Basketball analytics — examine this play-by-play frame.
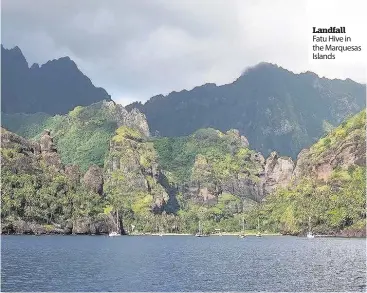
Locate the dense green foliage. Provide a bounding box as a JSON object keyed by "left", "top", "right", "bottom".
{"left": 153, "top": 128, "right": 260, "bottom": 184}
{"left": 251, "top": 166, "right": 366, "bottom": 235}
{"left": 1, "top": 147, "right": 104, "bottom": 230}
{"left": 310, "top": 109, "right": 365, "bottom": 160}
{"left": 1, "top": 112, "right": 52, "bottom": 138}
{"left": 1, "top": 108, "right": 365, "bottom": 236}
{"left": 2, "top": 102, "right": 119, "bottom": 172}
{"left": 246, "top": 110, "right": 366, "bottom": 235}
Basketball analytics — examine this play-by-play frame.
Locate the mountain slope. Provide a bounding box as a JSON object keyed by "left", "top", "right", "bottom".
{"left": 253, "top": 109, "right": 366, "bottom": 236}
{"left": 1, "top": 45, "right": 111, "bottom": 115}
{"left": 0, "top": 128, "right": 111, "bottom": 235}
{"left": 127, "top": 63, "right": 366, "bottom": 158}
{"left": 1, "top": 110, "right": 364, "bottom": 235}
{"left": 1, "top": 101, "right": 149, "bottom": 172}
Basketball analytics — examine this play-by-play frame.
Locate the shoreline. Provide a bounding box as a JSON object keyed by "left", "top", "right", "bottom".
{"left": 2, "top": 232, "right": 365, "bottom": 238}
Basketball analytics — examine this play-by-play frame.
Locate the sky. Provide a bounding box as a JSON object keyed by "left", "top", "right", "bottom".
{"left": 1, "top": 0, "right": 366, "bottom": 105}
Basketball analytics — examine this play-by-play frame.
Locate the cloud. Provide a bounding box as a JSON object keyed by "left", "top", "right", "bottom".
{"left": 1, "top": 0, "right": 366, "bottom": 105}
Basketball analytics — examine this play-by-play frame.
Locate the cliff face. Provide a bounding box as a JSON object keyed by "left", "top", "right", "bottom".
{"left": 104, "top": 126, "right": 169, "bottom": 214}
{"left": 254, "top": 110, "right": 366, "bottom": 237}
{"left": 264, "top": 152, "right": 294, "bottom": 194}
{"left": 99, "top": 100, "right": 150, "bottom": 137}
{"left": 293, "top": 109, "right": 366, "bottom": 181}
{"left": 2, "top": 109, "right": 364, "bottom": 235}
{"left": 153, "top": 128, "right": 277, "bottom": 204}
{"left": 259, "top": 110, "right": 366, "bottom": 193}
{"left": 127, "top": 63, "right": 365, "bottom": 158}
{"left": 1, "top": 100, "right": 150, "bottom": 172}
{"left": 1, "top": 128, "right": 113, "bottom": 235}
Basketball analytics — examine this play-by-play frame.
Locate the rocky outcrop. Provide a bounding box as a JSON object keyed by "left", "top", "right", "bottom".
{"left": 264, "top": 151, "right": 295, "bottom": 194}
{"left": 125, "top": 108, "right": 150, "bottom": 137}
{"left": 65, "top": 164, "right": 81, "bottom": 186}
{"left": 1, "top": 127, "right": 40, "bottom": 156}
{"left": 1, "top": 128, "right": 61, "bottom": 175}
{"left": 102, "top": 100, "right": 150, "bottom": 137}
{"left": 39, "top": 130, "right": 63, "bottom": 171}
{"left": 104, "top": 126, "right": 168, "bottom": 212}
{"left": 1, "top": 128, "right": 115, "bottom": 235}
{"left": 293, "top": 111, "right": 366, "bottom": 182}
{"left": 0, "top": 218, "right": 116, "bottom": 235}
{"left": 1, "top": 219, "right": 68, "bottom": 235}
{"left": 83, "top": 165, "right": 104, "bottom": 196}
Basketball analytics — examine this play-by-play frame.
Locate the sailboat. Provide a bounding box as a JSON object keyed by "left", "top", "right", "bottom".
{"left": 306, "top": 216, "right": 314, "bottom": 239}
{"left": 195, "top": 220, "right": 208, "bottom": 237}
{"left": 109, "top": 209, "right": 121, "bottom": 237}
{"left": 159, "top": 227, "right": 164, "bottom": 236}
{"left": 239, "top": 203, "right": 246, "bottom": 238}
{"left": 256, "top": 217, "right": 262, "bottom": 237}
{"left": 239, "top": 217, "right": 246, "bottom": 238}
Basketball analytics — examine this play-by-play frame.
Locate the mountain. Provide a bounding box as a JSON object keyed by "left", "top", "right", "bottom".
{"left": 1, "top": 45, "right": 111, "bottom": 115}
{"left": 1, "top": 127, "right": 113, "bottom": 235}
{"left": 127, "top": 63, "right": 366, "bottom": 158}
{"left": 154, "top": 128, "right": 273, "bottom": 203}
{"left": 1, "top": 110, "right": 365, "bottom": 236}
{"left": 1, "top": 100, "right": 149, "bottom": 172}
{"left": 255, "top": 109, "right": 366, "bottom": 236}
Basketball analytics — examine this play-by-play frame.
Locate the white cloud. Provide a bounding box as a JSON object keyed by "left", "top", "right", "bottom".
{"left": 1, "top": 0, "right": 366, "bottom": 105}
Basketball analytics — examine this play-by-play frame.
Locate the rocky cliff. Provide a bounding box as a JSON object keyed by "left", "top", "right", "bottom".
{"left": 292, "top": 109, "right": 366, "bottom": 182}
{"left": 153, "top": 128, "right": 286, "bottom": 204}
{"left": 104, "top": 126, "right": 169, "bottom": 214}
{"left": 127, "top": 63, "right": 365, "bottom": 159}
{"left": 1, "top": 100, "right": 150, "bottom": 172}
{"left": 2, "top": 109, "right": 364, "bottom": 235}
{"left": 258, "top": 110, "right": 366, "bottom": 194}
{"left": 254, "top": 109, "right": 366, "bottom": 237}
{"left": 1, "top": 128, "right": 114, "bottom": 235}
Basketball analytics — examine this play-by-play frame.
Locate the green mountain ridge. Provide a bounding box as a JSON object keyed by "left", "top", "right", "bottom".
{"left": 1, "top": 100, "right": 149, "bottom": 172}
{"left": 127, "top": 63, "right": 366, "bottom": 158}
{"left": 1, "top": 109, "right": 365, "bottom": 236}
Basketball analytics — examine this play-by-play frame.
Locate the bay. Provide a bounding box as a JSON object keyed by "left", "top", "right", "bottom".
{"left": 1, "top": 235, "right": 365, "bottom": 292}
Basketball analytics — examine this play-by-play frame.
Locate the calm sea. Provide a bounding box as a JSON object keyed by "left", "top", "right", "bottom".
{"left": 1, "top": 235, "right": 366, "bottom": 291}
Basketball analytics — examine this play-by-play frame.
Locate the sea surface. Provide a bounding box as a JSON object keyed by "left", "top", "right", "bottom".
{"left": 1, "top": 235, "right": 366, "bottom": 292}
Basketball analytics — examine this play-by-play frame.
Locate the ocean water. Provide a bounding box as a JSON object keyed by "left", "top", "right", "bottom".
{"left": 1, "top": 235, "right": 366, "bottom": 292}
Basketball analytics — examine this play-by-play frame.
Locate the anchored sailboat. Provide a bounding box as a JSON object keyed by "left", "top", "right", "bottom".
{"left": 239, "top": 218, "right": 246, "bottom": 238}
{"left": 109, "top": 209, "right": 121, "bottom": 237}
{"left": 239, "top": 201, "right": 246, "bottom": 238}
{"left": 256, "top": 217, "right": 262, "bottom": 237}
{"left": 307, "top": 216, "right": 314, "bottom": 239}
{"left": 195, "top": 220, "right": 208, "bottom": 237}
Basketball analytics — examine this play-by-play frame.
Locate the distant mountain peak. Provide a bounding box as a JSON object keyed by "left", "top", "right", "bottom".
{"left": 127, "top": 62, "right": 366, "bottom": 159}
{"left": 1, "top": 44, "right": 111, "bottom": 115}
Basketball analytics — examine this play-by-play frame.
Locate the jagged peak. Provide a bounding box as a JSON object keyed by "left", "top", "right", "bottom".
{"left": 40, "top": 56, "right": 77, "bottom": 70}
{"left": 2, "top": 45, "right": 23, "bottom": 54}
{"left": 1, "top": 44, "right": 29, "bottom": 67}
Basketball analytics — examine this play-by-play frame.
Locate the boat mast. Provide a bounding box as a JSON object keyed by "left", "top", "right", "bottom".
{"left": 242, "top": 200, "right": 245, "bottom": 232}
{"left": 116, "top": 209, "right": 120, "bottom": 233}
